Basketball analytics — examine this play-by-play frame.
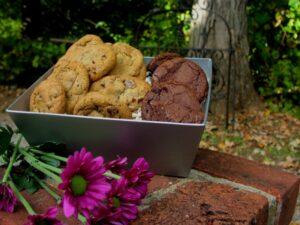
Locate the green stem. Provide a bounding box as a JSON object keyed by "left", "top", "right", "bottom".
{"left": 2, "top": 136, "right": 22, "bottom": 183}
{"left": 104, "top": 170, "right": 121, "bottom": 180}
{"left": 20, "top": 149, "right": 62, "bottom": 174}
{"left": 30, "top": 173, "right": 61, "bottom": 202}
{"left": 8, "top": 180, "right": 36, "bottom": 215}
{"left": 28, "top": 148, "right": 68, "bottom": 162}
{"left": 78, "top": 214, "right": 87, "bottom": 224}
{"left": 23, "top": 154, "right": 62, "bottom": 183}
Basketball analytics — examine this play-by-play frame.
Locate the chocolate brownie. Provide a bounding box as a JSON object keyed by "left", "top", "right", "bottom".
{"left": 152, "top": 58, "right": 208, "bottom": 103}
{"left": 147, "top": 52, "right": 180, "bottom": 73}
{"left": 141, "top": 83, "right": 204, "bottom": 123}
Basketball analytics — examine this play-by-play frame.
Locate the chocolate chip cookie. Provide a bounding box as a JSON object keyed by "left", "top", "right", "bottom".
{"left": 152, "top": 58, "right": 208, "bottom": 103}
{"left": 109, "top": 43, "right": 145, "bottom": 78}
{"left": 90, "top": 75, "right": 150, "bottom": 111}
{"left": 49, "top": 60, "right": 90, "bottom": 114}
{"left": 141, "top": 82, "right": 204, "bottom": 123}
{"left": 73, "top": 92, "right": 131, "bottom": 118}
{"left": 61, "top": 35, "right": 116, "bottom": 81}
{"left": 30, "top": 79, "right": 66, "bottom": 114}
{"left": 147, "top": 52, "right": 180, "bottom": 73}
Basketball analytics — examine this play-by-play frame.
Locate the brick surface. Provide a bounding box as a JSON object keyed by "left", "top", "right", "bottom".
{"left": 0, "top": 189, "right": 80, "bottom": 225}
{"left": 193, "top": 149, "right": 300, "bottom": 225}
{"left": 148, "top": 175, "right": 178, "bottom": 193}
{"left": 0, "top": 149, "right": 299, "bottom": 225}
{"left": 133, "top": 181, "right": 269, "bottom": 225}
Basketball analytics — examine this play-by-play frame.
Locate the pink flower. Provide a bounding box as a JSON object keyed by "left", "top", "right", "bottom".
{"left": 124, "top": 158, "right": 154, "bottom": 198}
{"left": 0, "top": 183, "right": 18, "bottom": 213}
{"left": 91, "top": 177, "right": 140, "bottom": 225}
{"left": 24, "top": 207, "right": 63, "bottom": 225}
{"left": 58, "top": 148, "right": 111, "bottom": 218}
{"left": 105, "top": 157, "right": 128, "bottom": 174}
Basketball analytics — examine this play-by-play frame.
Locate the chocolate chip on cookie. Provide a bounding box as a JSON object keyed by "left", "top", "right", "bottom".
{"left": 90, "top": 75, "right": 150, "bottom": 112}
{"left": 73, "top": 92, "right": 131, "bottom": 118}
{"left": 49, "top": 60, "right": 90, "bottom": 114}
{"left": 141, "top": 82, "right": 204, "bottom": 123}
{"left": 147, "top": 52, "right": 180, "bottom": 73}
{"left": 152, "top": 58, "right": 208, "bottom": 103}
{"left": 109, "top": 43, "right": 146, "bottom": 78}
{"left": 61, "top": 35, "right": 116, "bottom": 81}
{"left": 30, "top": 79, "right": 66, "bottom": 114}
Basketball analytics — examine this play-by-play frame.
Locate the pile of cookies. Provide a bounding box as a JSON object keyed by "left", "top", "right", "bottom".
{"left": 141, "top": 53, "right": 208, "bottom": 123}
{"left": 30, "top": 34, "right": 150, "bottom": 118}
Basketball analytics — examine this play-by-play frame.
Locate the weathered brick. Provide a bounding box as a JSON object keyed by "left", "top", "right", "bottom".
{"left": 148, "top": 175, "right": 178, "bottom": 193}
{"left": 133, "top": 181, "right": 269, "bottom": 225}
{"left": 0, "top": 189, "right": 80, "bottom": 225}
{"left": 193, "top": 148, "right": 300, "bottom": 225}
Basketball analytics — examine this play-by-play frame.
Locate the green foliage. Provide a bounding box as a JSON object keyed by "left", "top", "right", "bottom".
{"left": 247, "top": 0, "right": 300, "bottom": 116}
{"left": 0, "top": 0, "right": 299, "bottom": 116}
{"left": 0, "top": 18, "right": 66, "bottom": 84}
{"left": 0, "top": 0, "right": 190, "bottom": 84}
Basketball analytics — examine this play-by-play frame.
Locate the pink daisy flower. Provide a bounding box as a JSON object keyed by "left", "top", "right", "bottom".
{"left": 91, "top": 177, "right": 140, "bottom": 225}
{"left": 0, "top": 183, "right": 18, "bottom": 213}
{"left": 105, "top": 157, "right": 128, "bottom": 174}
{"left": 58, "top": 148, "right": 111, "bottom": 218}
{"left": 24, "top": 207, "right": 63, "bottom": 225}
{"left": 124, "top": 158, "right": 154, "bottom": 198}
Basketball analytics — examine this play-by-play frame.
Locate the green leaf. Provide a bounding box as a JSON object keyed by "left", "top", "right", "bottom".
{"left": 12, "top": 171, "right": 39, "bottom": 194}
{"left": 0, "top": 125, "right": 14, "bottom": 155}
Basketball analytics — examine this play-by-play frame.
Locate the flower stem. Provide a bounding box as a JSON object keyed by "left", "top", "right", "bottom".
{"left": 21, "top": 151, "right": 62, "bottom": 183}
{"left": 2, "top": 136, "right": 22, "bottom": 183}
{"left": 104, "top": 170, "right": 121, "bottom": 180}
{"left": 78, "top": 214, "right": 87, "bottom": 224}
{"left": 19, "top": 149, "right": 62, "bottom": 174}
{"left": 28, "top": 148, "right": 68, "bottom": 162}
{"left": 30, "top": 173, "right": 61, "bottom": 202}
{"left": 8, "top": 180, "right": 36, "bottom": 215}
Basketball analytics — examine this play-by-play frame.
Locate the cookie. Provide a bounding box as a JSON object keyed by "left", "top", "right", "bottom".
{"left": 49, "top": 60, "right": 90, "bottom": 114}
{"left": 137, "top": 63, "right": 147, "bottom": 80}
{"left": 61, "top": 35, "right": 116, "bottom": 81}
{"left": 152, "top": 58, "right": 208, "bottom": 103}
{"left": 147, "top": 52, "right": 180, "bottom": 73}
{"left": 90, "top": 75, "right": 150, "bottom": 111}
{"left": 141, "top": 82, "right": 204, "bottom": 123}
{"left": 30, "top": 79, "right": 66, "bottom": 114}
{"left": 73, "top": 92, "right": 131, "bottom": 118}
{"left": 109, "top": 42, "right": 145, "bottom": 78}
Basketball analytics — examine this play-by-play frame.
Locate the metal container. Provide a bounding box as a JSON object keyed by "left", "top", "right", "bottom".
{"left": 7, "top": 57, "right": 212, "bottom": 177}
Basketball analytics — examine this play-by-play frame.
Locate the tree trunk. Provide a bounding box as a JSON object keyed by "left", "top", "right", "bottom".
{"left": 189, "top": 0, "right": 260, "bottom": 115}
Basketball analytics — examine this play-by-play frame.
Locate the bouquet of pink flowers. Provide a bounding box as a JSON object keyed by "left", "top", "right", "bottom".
{"left": 0, "top": 125, "right": 154, "bottom": 225}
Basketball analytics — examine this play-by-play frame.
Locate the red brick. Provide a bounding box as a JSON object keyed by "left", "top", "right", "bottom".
{"left": 148, "top": 175, "right": 178, "bottom": 193}
{"left": 193, "top": 149, "right": 300, "bottom": 225}
{"left": 0, "top": 189, "right": 80, "bottom": 225}
{"left": 133, "top": 181, "right": 269, "bottom": 225}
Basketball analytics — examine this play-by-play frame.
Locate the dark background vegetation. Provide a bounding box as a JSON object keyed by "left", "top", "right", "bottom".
{"left": 0, "top": 0, "right": 299, "bottom": 117}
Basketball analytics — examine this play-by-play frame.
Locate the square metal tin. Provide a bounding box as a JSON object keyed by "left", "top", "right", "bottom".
{"left": 7, "top": 57, "right": 212, "bottom": 177}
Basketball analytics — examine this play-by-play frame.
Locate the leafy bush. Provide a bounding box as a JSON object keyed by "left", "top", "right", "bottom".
{"left": 247, "top": 0, "right": 300, "bottom": 117}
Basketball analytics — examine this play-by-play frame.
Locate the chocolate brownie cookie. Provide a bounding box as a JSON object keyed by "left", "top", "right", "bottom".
{"left": 141, "top": 83, "right": 204, "bottom": 123}
{"left": 49, "top": 60, "right": 90, "bottom": 114}
{"left": 109, "top": 43, "right": 145, "bottom": 78}
{"left": 152, "top": 58, "right": 208, "bottom": 103}
{"left": 147, "top": 52, "right": 180, "bottom": 73}
{"left": 73, "top": 92, "right": 131, "bottom": 118}
{"left": 90, "top": 75, "right": 150, "bottom": 112}
{"left": 30, "top": 79, "right": 66, "bottom": 114}
{"left": 61, "top": 35, "right": 116, "bottom": 81}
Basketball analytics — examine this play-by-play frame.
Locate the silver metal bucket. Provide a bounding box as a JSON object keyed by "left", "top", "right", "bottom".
{"left": 7, "top": 57, "right": 212, "bottom": 177}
